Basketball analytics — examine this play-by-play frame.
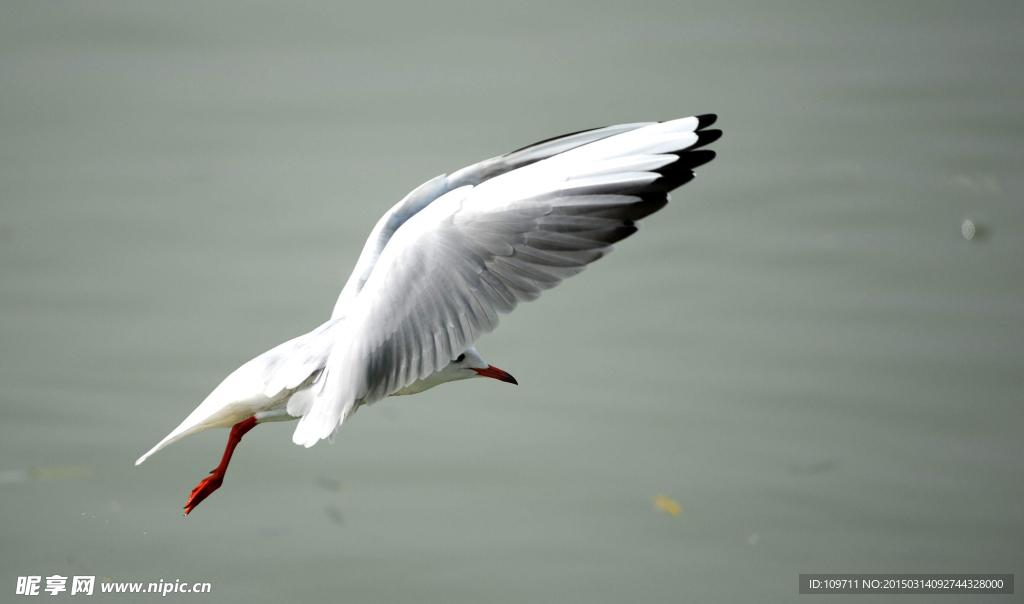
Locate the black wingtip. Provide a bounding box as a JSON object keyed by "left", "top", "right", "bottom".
{"left": 695, "top": 114, "right": 718, "bottom": 130}
{"left": 680, "top": 149, "right": 716, "bottom": 170}
{"left": 691, "top": 129, "right": 722, "bottom": 151}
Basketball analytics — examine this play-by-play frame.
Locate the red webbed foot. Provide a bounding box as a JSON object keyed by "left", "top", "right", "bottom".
{"left": 182, "top": 417, "right": 257, "bottom": 516}
{"left": 184, "top": 469, "right": 224, "bottom": 515}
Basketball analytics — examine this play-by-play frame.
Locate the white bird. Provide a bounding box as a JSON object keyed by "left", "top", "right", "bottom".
{"left": 135, "top": 115, "right": 721, "bottom": 514}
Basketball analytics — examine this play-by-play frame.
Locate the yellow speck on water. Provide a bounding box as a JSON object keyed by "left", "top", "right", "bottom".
{"left": 653, "top": 495, "right": 681, "bottom": 517}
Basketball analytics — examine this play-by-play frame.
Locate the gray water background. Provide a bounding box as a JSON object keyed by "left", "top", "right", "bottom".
{"left": 2, "top": 1, "right": 1022, "bottom": 602}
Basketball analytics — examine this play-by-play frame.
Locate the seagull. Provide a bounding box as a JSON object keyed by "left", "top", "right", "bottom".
{"left": 135, "top": 115, "right": 721, "bottom": 514}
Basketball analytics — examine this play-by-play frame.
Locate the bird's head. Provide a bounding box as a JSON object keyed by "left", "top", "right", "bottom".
{"left": 448, "top": 347, "right": 518, "bottom": 385}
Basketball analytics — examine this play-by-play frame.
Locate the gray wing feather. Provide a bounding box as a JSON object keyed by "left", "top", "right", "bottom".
{"left": 330, "top": 123, "right": 653, "bottom": 319}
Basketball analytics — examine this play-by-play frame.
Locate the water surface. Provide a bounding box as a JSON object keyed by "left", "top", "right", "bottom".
{"left": 2, "top": 2, "right": 1022, "bottom": 602}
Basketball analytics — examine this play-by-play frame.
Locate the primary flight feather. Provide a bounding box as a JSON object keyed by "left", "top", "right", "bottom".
{"left": 135, "top": 115, "right": 721, "bottom": 514}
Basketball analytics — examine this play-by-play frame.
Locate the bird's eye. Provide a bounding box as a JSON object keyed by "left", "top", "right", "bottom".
{"left": 456, "top": 353, "right": 466, "bottom": 363}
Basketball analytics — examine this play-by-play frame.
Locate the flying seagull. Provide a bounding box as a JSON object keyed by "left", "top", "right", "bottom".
{"left": 135, "top": 115, "right": 721, "bottom": 514}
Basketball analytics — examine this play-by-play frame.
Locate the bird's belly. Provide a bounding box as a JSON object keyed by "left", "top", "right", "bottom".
{"left": 391, "top": 373, "right": 447, "bottom": 396}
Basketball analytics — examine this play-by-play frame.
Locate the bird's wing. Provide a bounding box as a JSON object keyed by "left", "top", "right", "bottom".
{"left": 295, "top": 115, "right": 720, "bottom": 447}
{"left": 330, "top": 123, "right": 655, "bottom": 318}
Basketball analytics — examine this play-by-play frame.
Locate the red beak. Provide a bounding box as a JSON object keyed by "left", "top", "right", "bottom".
{"left": 472, "top": 365, "right": 518, "bottom": 385}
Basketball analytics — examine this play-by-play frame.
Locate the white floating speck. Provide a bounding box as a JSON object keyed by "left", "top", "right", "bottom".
{"left": 961, "top": 220, "right": 975, "bottom": 240}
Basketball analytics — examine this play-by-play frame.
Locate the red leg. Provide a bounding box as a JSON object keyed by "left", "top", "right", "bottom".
{"left": 183, "top": 417, "right": 257, "bottom": 515}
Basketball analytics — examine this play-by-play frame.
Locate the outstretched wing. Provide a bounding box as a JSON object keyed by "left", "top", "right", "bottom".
{"left": 330, "top": 123, "right": 655, "bottom": 318}
{"left": 297, "top": 115, "right": 721, "bottom": 446}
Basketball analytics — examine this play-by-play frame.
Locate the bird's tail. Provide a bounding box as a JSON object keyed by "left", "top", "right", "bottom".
{"left": 134, "top": 423, "right": 207, "bottom": 466}
{"left": 134, "top": 356, "right": 274, "bottom": 465}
